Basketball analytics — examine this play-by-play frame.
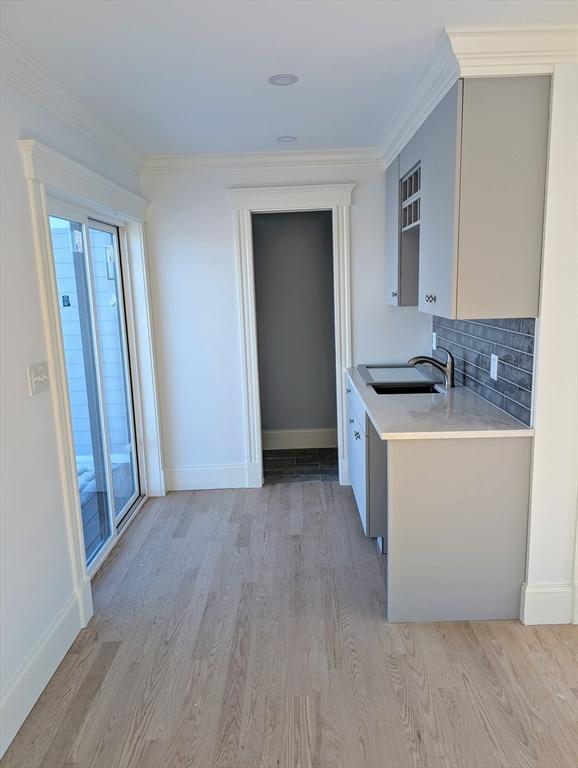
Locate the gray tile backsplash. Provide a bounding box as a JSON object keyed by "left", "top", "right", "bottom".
{"left": 433, "top": 316, "right": 535, "bottom": 425}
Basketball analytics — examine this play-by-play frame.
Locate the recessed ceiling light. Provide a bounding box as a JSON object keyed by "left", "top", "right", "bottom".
{"left": 276, "top": 136, "right": 298, "bottom": 143}
{"left": 268, "top": 73, "right": 298, "bottom": 86}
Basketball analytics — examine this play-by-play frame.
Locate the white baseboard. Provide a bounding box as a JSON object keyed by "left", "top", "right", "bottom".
{"left": 520, "top": 582, "right": 575, "bottom": 625}
{"left": 339, "top": 458, "right": 350, "bottom": 486}
{"left": 245, "top": 461, "right": 264, "bottom": 488}
{"left": 0, "top": 592, "right": 83, "bottom": 757}
{"left": 77, "top": 577, "right": 94, "bottom": 627}
{"left": 166, "top": 463, "right": 247, "bottom": 490}
{"left": 262, "top": 428, "right": 337, "bottom": 451}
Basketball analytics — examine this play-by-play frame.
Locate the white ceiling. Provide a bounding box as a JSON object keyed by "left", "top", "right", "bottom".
{"left": 2, "top": 0, "right": 577, "bottom": 155}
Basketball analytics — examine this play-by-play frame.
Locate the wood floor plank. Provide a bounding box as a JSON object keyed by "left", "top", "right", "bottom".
{"left": 39, "top": 641, "right": 120, "bottom": 768}
{"left": 2, "top": 483, "right": 577, "bottom": 768}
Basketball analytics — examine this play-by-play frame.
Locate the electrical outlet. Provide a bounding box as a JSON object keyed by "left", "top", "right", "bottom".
{"left": 490, "top": 353, "right": 498, "bottom": 381}
{"left": 27, "top": 361, "right": 49, "bottom": 395}
{"left": 432, "top": 331, "right": 437, "bottom": 350}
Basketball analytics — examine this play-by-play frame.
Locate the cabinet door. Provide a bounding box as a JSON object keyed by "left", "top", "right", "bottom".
{"left": 418, "top": 81, "right": 462, "bottom": 317}
{"left": 368, "top": 422, "right": 387, "bottom": 540}
{"left": 456, "top": 76, "right": 549, "bottom": 318}
{"left": 385, "top": 156, "right": 400, "bottom": 306}
{"left": 347, "top": 398, "right": 368, "bottom": 534}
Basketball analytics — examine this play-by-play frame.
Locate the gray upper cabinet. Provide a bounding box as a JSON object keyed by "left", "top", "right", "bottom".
{"left": 385, "top": 75, "right": 551, "bottom": 319}
{"left": 385, "top": 156, "right": 400, "bottom": 306}
{"left": 385, "top": 137, "right": 423, "bottom": 307}
{"left": 418, "top": 81, "right": 462, "bottom": 318}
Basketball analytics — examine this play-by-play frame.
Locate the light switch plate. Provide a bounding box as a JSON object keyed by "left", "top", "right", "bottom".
{"left": 27, "top": 361, "right": 49, "bottom": 395}
{"left": 432, "top": 331, "right": 437, "bottom": 350}
{"left": 490, "top": 353, "right": 498, "bottom": 381}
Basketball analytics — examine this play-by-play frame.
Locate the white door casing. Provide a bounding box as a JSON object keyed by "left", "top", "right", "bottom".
{"left": 230, "top": 184, "right": 355, "bottom": 487}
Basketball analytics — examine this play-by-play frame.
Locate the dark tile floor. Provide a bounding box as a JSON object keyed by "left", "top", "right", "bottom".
{"left": 263, "top": 447, "right": 338, "bottom": 483}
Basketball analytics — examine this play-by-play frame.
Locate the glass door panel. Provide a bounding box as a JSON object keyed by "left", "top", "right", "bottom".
{"left": 87, "top": 223, "right": 139, "bottom": 521}
{"left": 49, "top": 206, "right": 142, "bottom": 569}
{"left": 49, "top": 215, "right": 112, "bottom": 563}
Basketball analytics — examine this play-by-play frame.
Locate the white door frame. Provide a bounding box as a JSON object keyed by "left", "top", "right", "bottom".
{"left": 230, "top": 184, "right": 355, "bottom": 487}
{"left": 19, "top": 140, "right": 165, "bottom": 625}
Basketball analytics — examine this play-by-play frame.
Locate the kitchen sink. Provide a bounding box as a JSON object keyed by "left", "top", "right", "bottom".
{"left": 370, "top": 382, "right": 441, "bottom": 395}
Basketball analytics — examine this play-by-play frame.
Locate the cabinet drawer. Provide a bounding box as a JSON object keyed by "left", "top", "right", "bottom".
{"left": 345, "top": 374, "right": 366, "bottom": 433}
{"left": 346, "top": 397, "right": 368, "bottom": 534}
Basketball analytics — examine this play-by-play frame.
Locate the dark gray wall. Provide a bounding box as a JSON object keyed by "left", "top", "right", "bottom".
{"left": 433, "top": 316, "right": 535, "bottom": 425}
{"left": 253, "top": 211, "right": 336, "bottom": 432}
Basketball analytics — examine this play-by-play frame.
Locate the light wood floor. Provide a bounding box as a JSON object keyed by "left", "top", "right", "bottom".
{"left": 3, "top": 483, "right": 577, "bottom": 768}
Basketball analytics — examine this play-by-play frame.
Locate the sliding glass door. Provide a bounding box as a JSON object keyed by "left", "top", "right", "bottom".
{"left": 49, "top": 204, "right": 141, "bottom": 566}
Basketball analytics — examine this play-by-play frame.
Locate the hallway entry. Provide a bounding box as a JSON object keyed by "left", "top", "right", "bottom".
{"left": 252, "top": 211, "right": 337, "bottom": 483}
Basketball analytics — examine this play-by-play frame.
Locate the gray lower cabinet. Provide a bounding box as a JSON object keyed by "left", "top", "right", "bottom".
{"left": 347, "top": 396, "right": 367, "bottom": 532}
{"left": 386, "top": 436, "right": 532, "bottom": 622}
{"left": 346, "top": 395, "right": 387, "bottom": 538}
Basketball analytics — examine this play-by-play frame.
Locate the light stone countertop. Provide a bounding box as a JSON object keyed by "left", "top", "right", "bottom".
{"left": 346, "top": 367, "right": 534, "bottom": 440}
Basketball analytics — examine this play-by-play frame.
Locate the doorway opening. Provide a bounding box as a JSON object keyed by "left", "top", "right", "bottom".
{"left": 252, "top": 211, "right": 338, "bottom": 483}
{"left": 231, "top": 183, "right": 353, "bottom": 487}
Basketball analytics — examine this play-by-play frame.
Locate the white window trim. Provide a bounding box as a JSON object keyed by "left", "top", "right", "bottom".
{"left": 230, "top": 183, "right": 354, "bottom": 486}
{"left": 19, "top": 139, "right": 165, "bottom": 625}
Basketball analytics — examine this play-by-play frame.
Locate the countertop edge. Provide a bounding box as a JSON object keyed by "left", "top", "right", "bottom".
{"left": 375, "top": 428, "right": 535, "bottom": 440}
{"left": 346, "top": 367, "right": 534, "bottom": 440}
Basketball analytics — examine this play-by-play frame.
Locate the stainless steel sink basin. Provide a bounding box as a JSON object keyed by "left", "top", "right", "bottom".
{"left": 370, "top": 382, "right": 441, "bottom": 395}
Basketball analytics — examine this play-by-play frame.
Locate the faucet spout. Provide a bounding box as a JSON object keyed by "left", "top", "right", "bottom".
{"left": 407, "top": 347, "right": 455, "bottom": 389}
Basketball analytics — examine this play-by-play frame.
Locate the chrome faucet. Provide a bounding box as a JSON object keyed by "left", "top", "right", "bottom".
{"left": 407, "top": 347, "right": 455, "bottom": 389}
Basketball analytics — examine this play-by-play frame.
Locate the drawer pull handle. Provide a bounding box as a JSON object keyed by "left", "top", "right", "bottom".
{"left": 425, "top": 293, "right": 437, "bottom": 304}
{"left": 354, "top": 431, "right": 361, "bottom": 440}
{"left": 349, "top": 418, "right": 354, "bottom": 424}
{"left": 392, "top": 291, "right": 398, "bottom": 298}
{"left": 346, "top": 387, "right": 351, "bottom": 394}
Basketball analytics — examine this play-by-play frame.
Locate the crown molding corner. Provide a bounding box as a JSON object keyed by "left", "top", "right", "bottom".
{"left": 378, "top": 25, "right": 578, "bottom": 167}
{"left": 446, "top": 25, "right": 578, "bottom": 77}
{"left": 377, "top": 32, "right": 459, "bottom": 167}
{"left": 141, "top": 147, "right": 383, "bottom": 174}
{"left": 1, "top": 32, "right": 144, "bottom": 173}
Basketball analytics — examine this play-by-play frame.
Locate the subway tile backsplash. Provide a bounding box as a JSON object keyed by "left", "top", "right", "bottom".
{"left": 433, "top": 316, "right": 535, "bottom": 425}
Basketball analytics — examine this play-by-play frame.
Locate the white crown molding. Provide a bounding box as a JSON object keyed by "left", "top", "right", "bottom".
{"left": 447, "top": 25, "right": 578, "bottom": 77}
{"left": 377, "top": 33, "right": 459, "bottom": 167}
{"left": 141, "top": 147, "right": 382, "bottom": 173}
{"left": 19, "top": 139, "right": 148, "bottom": 221}
{"left": 1, "top": 32, "right": 144, "bottom": 173}
{"left": 378, "top": 25, "right": 578, "bottom": 167}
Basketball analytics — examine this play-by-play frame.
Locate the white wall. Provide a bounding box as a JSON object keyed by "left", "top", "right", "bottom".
{"left": 141, "top": 162, "right": 432, "bottom": 488}
{"left": 253, "top": 211, "right": 336, "bottom": 434}
{"left": 0, "top": 80, "right": 140, "bottom": 754}
{"left": 522, "top": 62, "right": 578, "bottom": 625}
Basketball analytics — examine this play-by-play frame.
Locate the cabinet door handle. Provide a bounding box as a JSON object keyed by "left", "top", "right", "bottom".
{"left": 354, "top": 431, "right": 361, "bottom": 440}
{"left": 346, "top": 387, "right": 351, "bottom": 394}
{"left": 425, "top": 293, "right": 437, "bottom": 304}
{"left": 391, "top": 291, "right": 398, "bottom": 298}
{"left": 349, "top": 418, "right": 354, "bottom": 424}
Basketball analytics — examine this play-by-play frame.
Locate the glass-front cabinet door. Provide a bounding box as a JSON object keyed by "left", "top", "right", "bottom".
{"left": 48, "top": 203, "right": 141, "bottom": 567}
